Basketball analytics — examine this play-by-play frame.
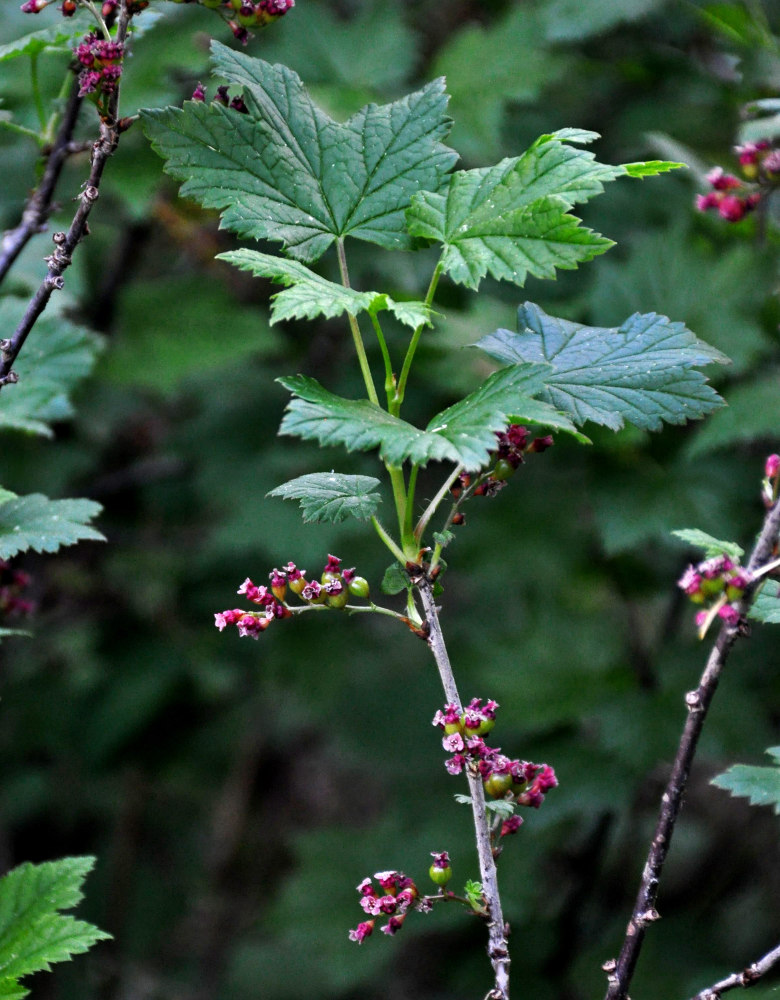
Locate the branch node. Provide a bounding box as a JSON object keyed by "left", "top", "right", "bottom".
{"left": 685, "top": 689, "right": 701, "bottom": 711}
{"left": 52, "top": 231, "right": 67, "bottom": 245}
{"left": 602, "top": 958, "right": 617, "bottom": 974}
{"left": 44, "top": 274, "right": 65, "bottom": 290}
{"left": 637, "top": 907, "right": 660, "bottom": 925}
{"left": 82, "top": 184, "right": 99, "bottom": 204}
{"left": 0, "top": 371, "right": 19, "bottom": 387}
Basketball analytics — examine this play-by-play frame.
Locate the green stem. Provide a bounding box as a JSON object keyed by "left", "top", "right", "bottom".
{"left": 0, "top": 118, "right": 45, "bottom": 145}
{"left": 386, "top": 465, "right": 414, "bottom": 555}
{"left": 369, "top": 310, "right": 395, "bottom": 406}
{"left": 393, "top": 256, "right": 444, "bottom": 415}
{"left": 404, "top": 463, "right": 419, "bottom": 542}
{"left": 371, "top": 515, "right": 408, "bottom": 565}
{"left": 30, "top": 53, "right": 47, "bottom": 132}
{"left": 415, "top": 463, "right": 464, "bottom": 543}
{"left": 336, "top": 238, "right": 379, "bottom": 406}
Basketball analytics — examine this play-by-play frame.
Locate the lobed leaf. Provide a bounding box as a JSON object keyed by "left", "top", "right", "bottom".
{"left": 475, "top": 303, "right": 726, "bottom": 431}
{"left": 278, "top": 364, "right": 579, "bottom": 471}
{"left": 711, "top": 749, "right": 780, "bottom": 815}
{"left": 0, "top": 494, "right": 104, "bottom": 561}
{"left": 0, "top": 857, "right": 111, "bottom": 997}
{"left": 218, "top": 250, "right": 431, "bottom": 329}
{"left": 0, "top": 21, "right": 85, "bottom": 62}
{"left": 267, "top": 472, "right": 382, "bottom": 523}
{"left": 142, "top": 42, "right": 456, "bottom": 263}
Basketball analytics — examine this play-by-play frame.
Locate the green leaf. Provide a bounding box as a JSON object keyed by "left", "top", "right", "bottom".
{"left": 711, "top": 749, "right": 780, "bottom": 815}
{"left": 407, "top": 131, "right": 626, "bottom": 289}
{"left": 267, "top": 472, "right": 382, "bottom": 523}
{"left": 475, "top": 303, "right": 726, "bottom": 431}
{"left": 622, "top": 161, "right": 685, "bottom": 177}
{"left": 0, "top": 298, "right": 102, "bottom": 437}
{"left": 425, "top": 364, "right": 584, "bottom": 468}
{"left": 539, "top": 0, "right": 668, "bottom": 41}
{"left": 0, "top": 21, "right": 85, "bottom": 62}
{"left": 217, "top": 250, "right": 432, "bottom": 329}
{"left": 380, "top": 563, "right": 408, "bottom": 596}
{"left": 0, "top": 488, "right": 17, "bottom": 504}
{"left": 278, "top": 366, "right": 579, "bottom": 470}
{"left": 142, "top": 42, "right": 456, "bottom": 263}
{"left": 0, "top": 856, "right": 111, "bottom": 998}
{"left": 0, "top": 495, "right": 105, "bottom": 560}
{"left": 750, "top": 581, "right": 780, "bottom": 625}
{"left": 671, "top": 529, "right": 744, "bottom": 562}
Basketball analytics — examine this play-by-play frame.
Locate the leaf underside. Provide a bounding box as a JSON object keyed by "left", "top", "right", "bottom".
{"left": 142, "top": 42, "right": 457, "bottom": 263}
{"left": 670, "top": 529, "right": 744, "bottom": 562}
{"left": 475, "top": 302, "right": 727, "bottom": 431}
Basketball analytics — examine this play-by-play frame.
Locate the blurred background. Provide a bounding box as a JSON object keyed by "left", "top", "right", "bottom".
{"left": 1, "top": 1, "right": 779, "bottom": 998}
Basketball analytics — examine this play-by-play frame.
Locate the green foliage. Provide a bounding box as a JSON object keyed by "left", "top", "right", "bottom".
{"left": 141, "top": 42, "right": 456, "bottom": 262}
{"left": 0, "top": 20, "right": 83, "bottom": 62}
{"left": 0, "top": 494, "right": 104, "bottom": 560}
{"left": 711, "top": 748, "right": 780, "bottom": 815}
{"left": 0, "top": 298, "right": 102, "bottom": 437}
{"left": 218, "top": 250, "right": 432, "bottom": 329}
{"left": 0, "top": 857, "right": 110, "bottom": 999}
{"left": 750, "top": 581, "right": 780, "bottom": 624}
{"left": 267, "top": 473, "right": 382, "bottom": 524}
{"left": 670, "top": 529, "right": 744, "bottom": 561}
{"left": 476, "top": 304, "right": 727, "bottom": 431}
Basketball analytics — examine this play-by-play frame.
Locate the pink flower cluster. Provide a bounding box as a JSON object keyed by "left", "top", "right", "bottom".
{"left": 433, "top": 698, "right": 557, "bottom": 830}
{"left": 451, "top": 424, "right": 555, "bottom": 503}
{"left": 74, "top": 32, "right": 125, "bottom": 99}
{"left": 677, "top": 554, "right": 750, "bottom": 630}
{"left": 696, "top": 141, "right": 780, "bottom": 223}
{"left": 191, "top": 84, "right": 247, "bottom": 114}
{"left": 349, "top": 870, "right": 426, "bottom": 944}
{"left": 763, "top": 453, "right": 780, "bottom": 509}
{"left": 215, "top": 555, "right": 367, "bottom": 639}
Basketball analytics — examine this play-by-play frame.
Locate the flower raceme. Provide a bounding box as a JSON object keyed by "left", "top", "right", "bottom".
{"left": 696, "top": 141, "right": 780, "bottom": 223}
{"left": 214, "top": 556, "right": 371, "bottom": 638}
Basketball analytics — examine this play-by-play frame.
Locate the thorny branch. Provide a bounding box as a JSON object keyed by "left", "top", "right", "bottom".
{"left": 0, "top": 2, "right": 134, "bottom": 390}
{"left": 416, "top": 575, "right": 511, "bottom": 1000}
{"left": 0, "top": 78, "right": 84, "bottom": 286}
{"left": 686, "top": 940, "right": 780, "bottom": 1000}
{"left": 604, "top": 496, "right": 780, "bottom": 1000}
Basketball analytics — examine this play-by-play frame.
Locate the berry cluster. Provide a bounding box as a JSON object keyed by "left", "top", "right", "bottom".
{"left": 215, "top": 555, "right": 370, "bottom": 639}
{"left": 349, "top": 870, "right": 428, "bottom": 943}
{"left": 433, "top": 698, "right": 557, "bottom": 834}
{"left": 451, "top": 425, "right": 554, "bottom": 509}
{"left": 677, "top": 554, "right": 750, "bottom": 630}
{"left": 696, "top": 142, "right": 780, "bottom": 223}
{"left": 0, "top": 560, "right": 36, "bottom": 621}
{"left": 169, "top": 0, "right": 294, "bottom": 42}
{"left": 74, "top": 32, "right": 125, "bottom": 101}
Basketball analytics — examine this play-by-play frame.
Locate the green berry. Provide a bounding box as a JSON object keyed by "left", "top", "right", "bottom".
{"left": 429, "top": 864, "right": 452, "bottom": 887}
{"left": 492, "top": 458, "right": 516, "bottom": 481}
{"left": 484, "top": 773, "right": 512, "bottom": 799}
{"left": 347, "top": 576, "right": 370, "bottom": 599}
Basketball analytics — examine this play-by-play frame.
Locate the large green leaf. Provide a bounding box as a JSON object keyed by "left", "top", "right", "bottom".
{"left": 0, "top": 20, "right": 84, "bottom": 61}
{"left": 0, "top": 857, "right": 110, "bottom": 999}
{"left": 278, "top": 365, "right": 578, "bottom": 470}
{"left": 475, "top": 303, "right": 726, "bottom": 431}
{"left": 406, "top": 130, "right": 680, "bottom": 289}
{"left": 711, "top": 748, "right": 780, "bottom": 815}
{"left": 0, "top": 297, "right": 102, "bottom": 437}
{"left": 217, "top": 250, "right": 431, "bottom": 329}
{"left": 267, "top": 472, "right": 382, "bottom": 524}
{"left": 141, "top": 42, "right": 456, "bottom": 263}
{"left": 0, "top": 494, "right": 104, "bottom": 560}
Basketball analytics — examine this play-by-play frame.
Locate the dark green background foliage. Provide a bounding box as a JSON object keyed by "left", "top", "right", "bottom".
{"left": 1, "top": 1, "right": 779, "bottom": 998}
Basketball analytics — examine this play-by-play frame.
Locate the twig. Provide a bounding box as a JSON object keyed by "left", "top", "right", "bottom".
{"left": 0, "top": 2, "right": 134, "bottom": 390}
{"left": 416, "top": 575, "right": 511, "bottom": 1000}
{"left": 686, "top": 940, "right": 780, "bottom": 999}
{"left": 0, "top": 78, "right": 84, "bottom": 286}
{"left": 603, "top": 497, "right": 780, "bottom": 1000}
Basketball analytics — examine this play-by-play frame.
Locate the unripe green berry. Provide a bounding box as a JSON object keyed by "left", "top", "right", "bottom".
{"left": 326, "top": 589, "right": 349, "bottom": 610}
{"left": 429, "top": 863, "right": 452, "bottom": 887}
{"left": 484, "top": 772, "right": 513, "bottom": 798}
{"left": 347, "top": 576, "right": 370, "bottom": 599}
{"left": 492, "top": 458, "right": 516, "bottom": 481}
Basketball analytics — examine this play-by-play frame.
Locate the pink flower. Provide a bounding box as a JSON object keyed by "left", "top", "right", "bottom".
{"left": 348, "top": 920, "right": 374, "bottom": 944}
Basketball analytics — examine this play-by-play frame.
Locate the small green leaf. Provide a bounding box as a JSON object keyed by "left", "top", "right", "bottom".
{"left": 711, "top": 749, "right": 780, "bottom": 815}
{"left": 0, "top": 298, "right": 102, "bottom": 437}
{"left": 0, "top": 856, "right": 111, "bottom": 998}
{"left": 267, "top": 472, "right": 381, "bottom": 523}
{"left": 0, "top": 489, "right": 17, "bottom": 504}
{"left": 0, "top": 495, "right": 105, "bottom": 560}
{"left": 218, "top": 250, "right": 431, "bottom": 329}
{"left": 433, "top": 529, "right": 454, "bottom": 548}
{"left": 622, "top": 161, "right": 685, "bottom": 177}
{"left": 671, "top": 529, "right": 744, "bottom": 562}
{"left": 749, "top": 581, "right": 780, "bottom": 624}
{"left": 142, "top": 43, "right": 456, "bottom": 263}
{"left": 476, "top": 303, "right": 726, "bottom": 431}
{"left": 380, "top": 563, "right": 408, "bottom": 596}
